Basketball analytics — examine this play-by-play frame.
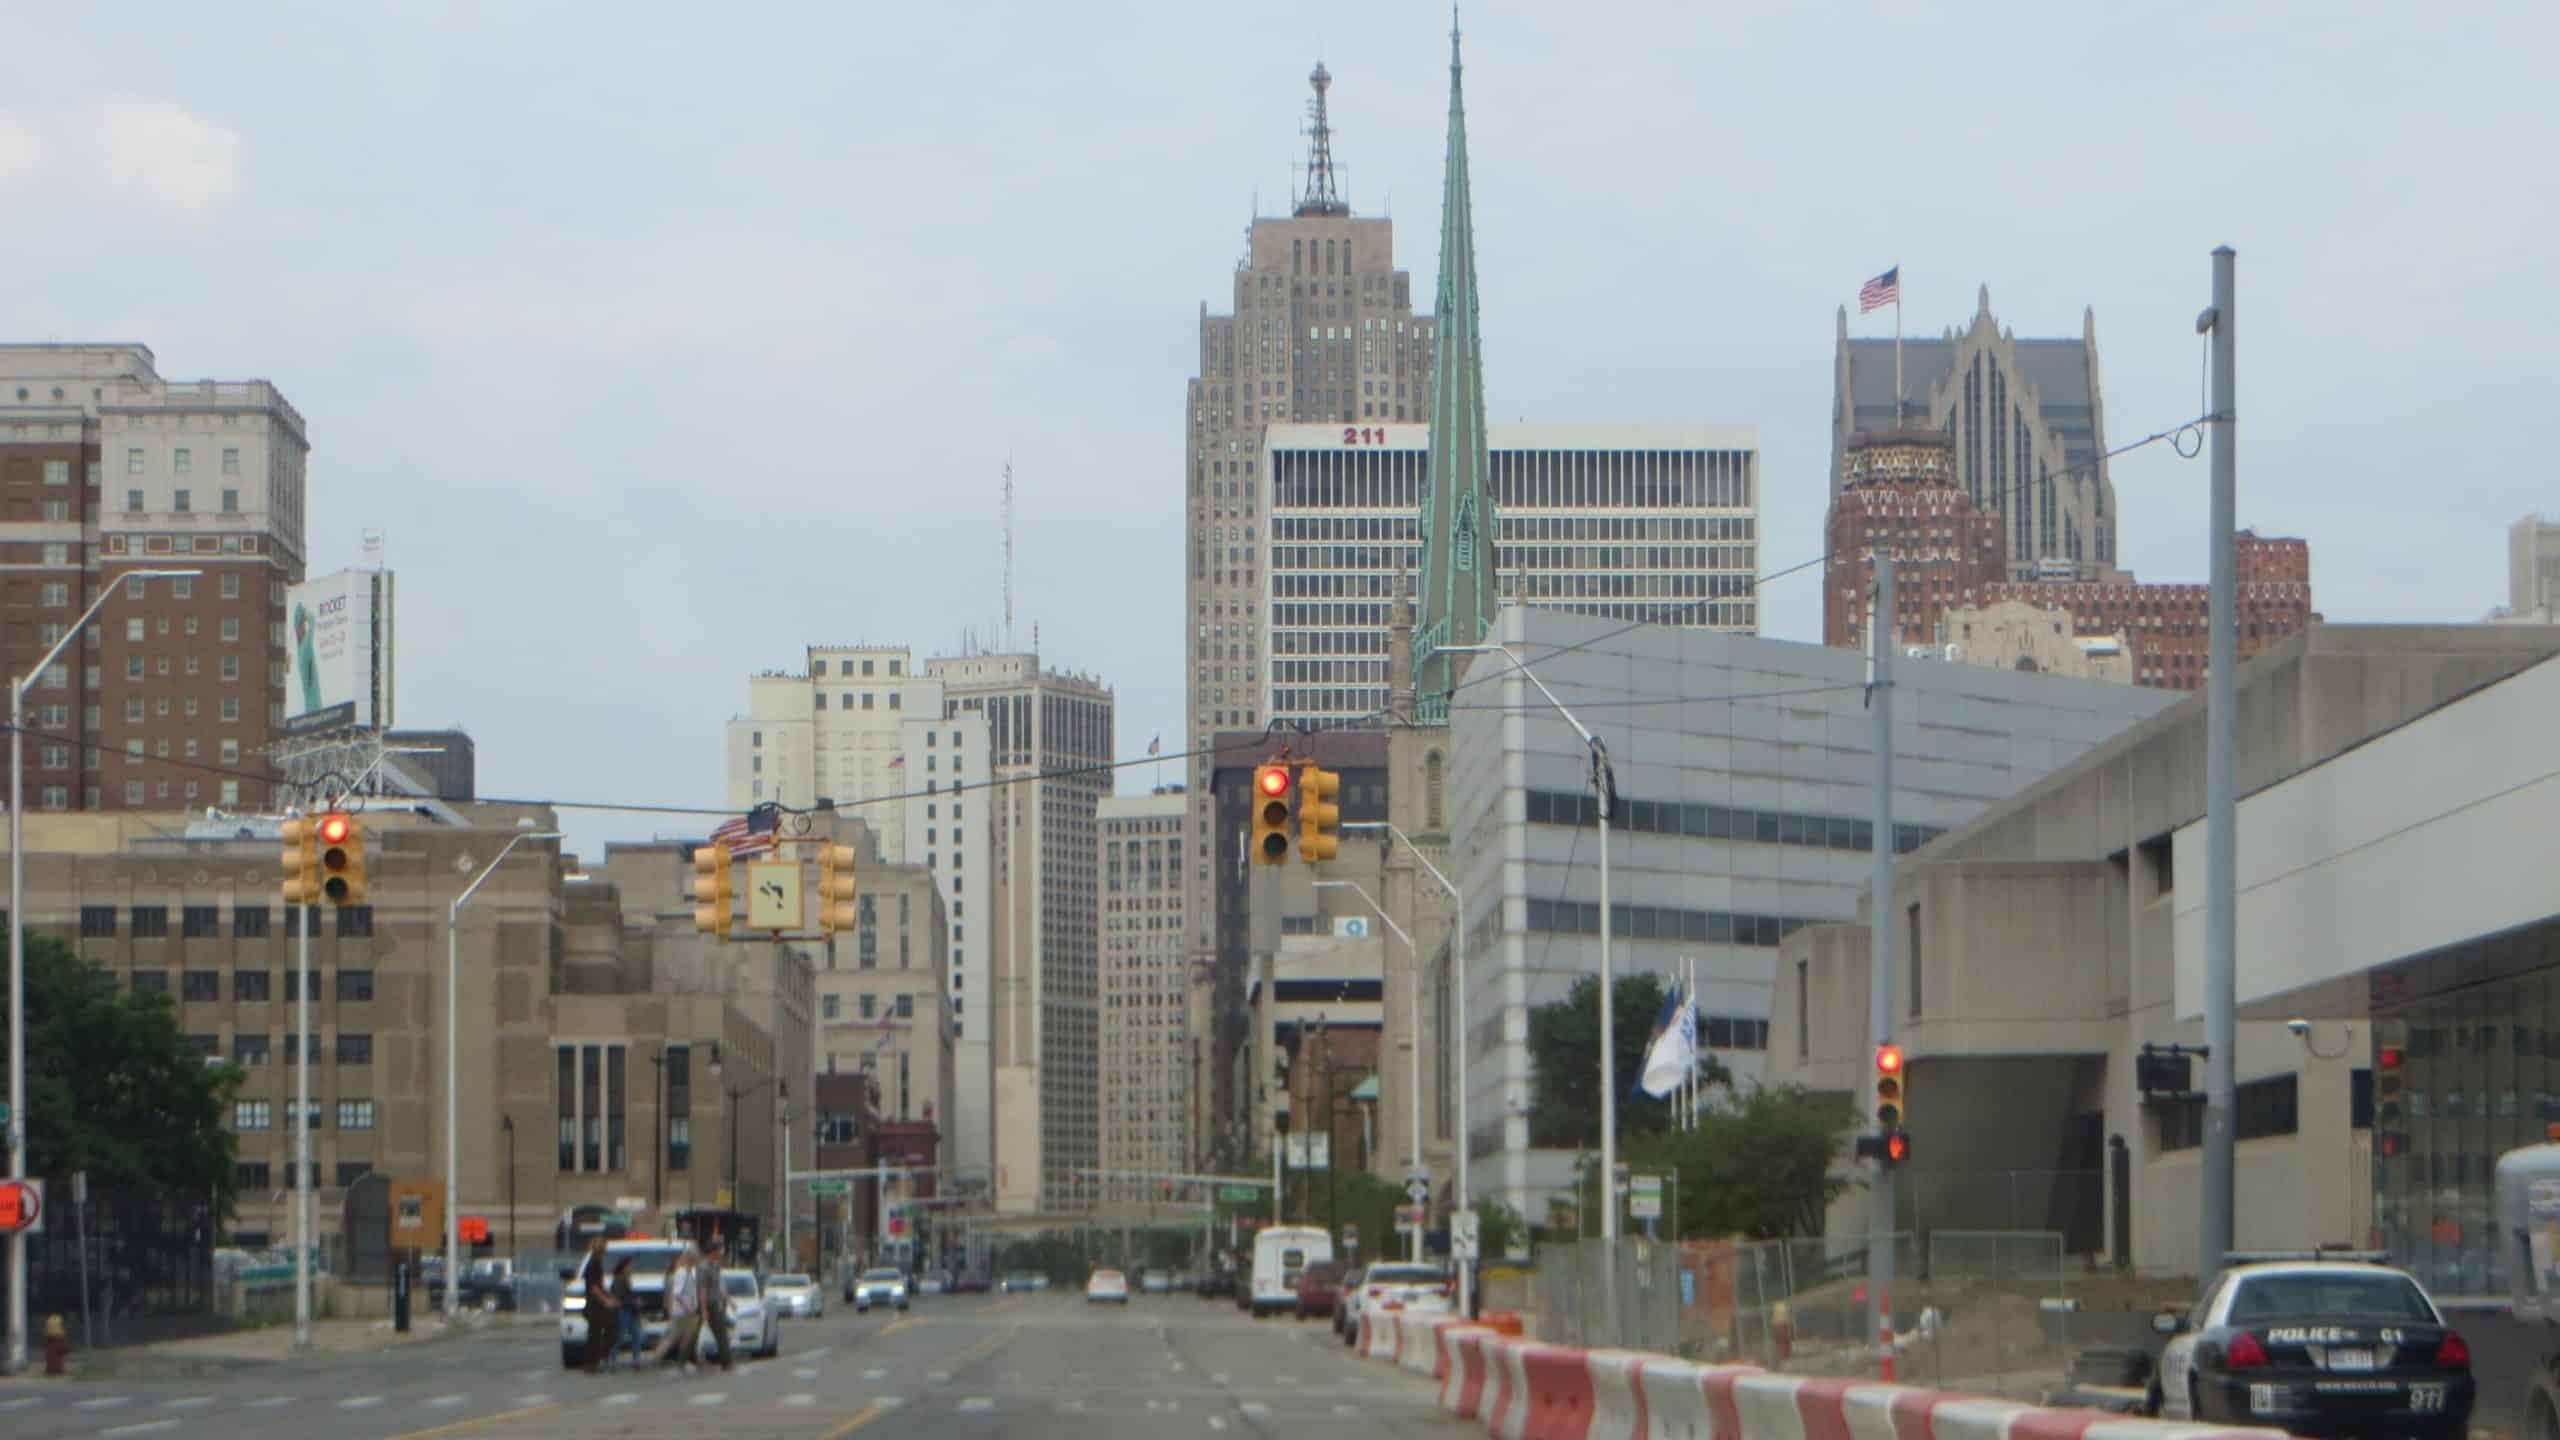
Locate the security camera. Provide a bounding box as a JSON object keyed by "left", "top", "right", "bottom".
{"left": 2286, "top": 1019, "right": 2310, "bottom": 1037}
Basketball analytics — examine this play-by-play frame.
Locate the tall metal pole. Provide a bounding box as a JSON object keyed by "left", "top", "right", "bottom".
{"left": 1595, "top": 736, "right": 1617, "bottom": 1244}
{"left": 2200, "top": 246, "right": 2239, "bottom": 1275}
{"left": 6, "top": 682, "right": 23, "bottom": 1376}
{"left": 1867, "top": 552, "right": 1898, "bottom": 1380}
{"left": 446, "top": 830, "right": 557, "bottom": 1319}
{"left": 294, "top": 892, "right": 312, "bottom": 1348}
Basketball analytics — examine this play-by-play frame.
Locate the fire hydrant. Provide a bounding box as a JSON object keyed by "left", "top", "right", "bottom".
{"left": 1771, "top": 1299, "right": 1794, "bottom": 1365}
{"left": 43, "top": 1313, "right": 67, "bottom": 1376}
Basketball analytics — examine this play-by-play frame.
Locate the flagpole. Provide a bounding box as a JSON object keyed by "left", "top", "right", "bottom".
{"left": 1893, "top": 277, "right": 1904, "bottom": 428}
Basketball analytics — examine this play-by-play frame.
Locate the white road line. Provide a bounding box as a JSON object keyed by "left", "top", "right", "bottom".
{"left": 794, "top": 1367, "right": 819, "bottom": 1379}
{"left": 1147, "top": 1397, "right": 1182, "bottom": 1412}
{"left": 863, "top": 1368, "right": 887, "bottom": 1380}
{"left": 339, "top": 1395, "right": 383, "bottom": 1409}
{"left": 1211, "top": 1373, "right": 1230, "bottom": 1384}
{"left": 101, "top": 1421, "right": 178, "bottom": 1438}
{"left": 1335, "top": 1402, "right": 1359, "bottom": 1415}
{"left": 1240, "top": 1401, "right": 1271, "bottom": 1417}
{"left": 689, "top": 1392, "right": 728, "bottom": 1406}
{"left": 162, "top": 1396, "right": 214, "bottom": 1410}
{"left": 426, "top": 1395, "right": 465, "bottom": 1408}
{"left": 0, "top": 1396, "right": 39, "bottom": 1412}
{"left": 76, "top": 1396, "right": 132, "bottom": 1410}
{"left": 514, "top": 1394, "right": 553, "bottom": 1408}
{"left": 601, "top": 1393, "right": 638, "bottom": 1407}
{"left": 783, "top": 1394, "right": 815, "bottom": 1408}
{"left": 958, "top": 1397, "right": 994, "bottom": 1413}
{"left": 800, "top": 1345, "right": 831, "bottom": 1360}
{"left": 1209, "top": 1416, "right": 1229, "bottom": 1431}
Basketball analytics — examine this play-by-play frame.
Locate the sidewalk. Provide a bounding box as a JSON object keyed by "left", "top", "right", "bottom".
{"left": 13, "top": 1311, "right": 543, "bottom": 1381}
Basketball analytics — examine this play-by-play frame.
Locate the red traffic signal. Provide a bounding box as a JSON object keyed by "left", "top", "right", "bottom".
{"left": 1886, "top": 1132, "right": 1910, "bottom": 1164}
{"left": 2378, "top": 1044, "right": 2405, "bottom": 1070}
{"left": 459, "top": 1215, "right": 490, "bottom": 1244}
{"left": 1258, "top": 767, "right": 1291, "bottom": 797}
{"left": 0, "top": 1179, "right": 38, "bottom": 1233}
{"left": 319, "top": 813, "right": 351, "bottom": 846}
{"left": 1875, "top": 1044, "right": 1904, "bottom": 1074}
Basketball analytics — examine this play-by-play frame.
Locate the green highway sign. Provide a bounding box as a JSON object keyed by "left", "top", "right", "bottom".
{"left": 1217, "top": 1185, "right": 1262, "bottom": 1203}
{"left": 809, "top": 1180, "right": 847, "bottom": 1197}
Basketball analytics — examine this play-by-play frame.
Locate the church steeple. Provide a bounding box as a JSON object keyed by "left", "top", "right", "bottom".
{"left": 1413, "top": 8, "right": 1495, "bottom": 721}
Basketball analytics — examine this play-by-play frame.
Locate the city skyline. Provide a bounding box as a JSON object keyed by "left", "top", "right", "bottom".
{"left": 0, "top": 3, "right": 2550, "bottom": 864}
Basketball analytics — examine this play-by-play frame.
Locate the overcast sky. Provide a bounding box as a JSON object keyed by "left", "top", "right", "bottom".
{"left": 2, "top": 2, "right": 2552, "bottom": 860}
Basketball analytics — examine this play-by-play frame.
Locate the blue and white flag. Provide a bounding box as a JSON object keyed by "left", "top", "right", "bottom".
{"left": 1637, "top": 985, "right": 1698, "bottom": 1099}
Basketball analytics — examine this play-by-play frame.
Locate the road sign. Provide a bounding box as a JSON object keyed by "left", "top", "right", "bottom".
{"left": 1218, "top": 1185, "right": 1261, "bottom": 1203}
{"left": 0, "top": 1179, "right": 38, "bottom": 1234}
{"left": 1397, "top": 1204, "right": 1427, "bottom": 1227}
{"left": 1451, "top": 1212, "right": 1480, "bottom": 1262}
{"left": 1629, "top": 1174, "right": 1664, "bottom": 1221}
{"left": 1342, "top": 1222, "right": 1359, "bottom": 1251}
{"left": 1405, "top": 1177, "right": 1431, "bottom": 1205}
{"left": 747, "top": 860, "right": 801, "bottom": 930}
{"left": 809, "top": 1179, "right": 848, "bottom": 1197}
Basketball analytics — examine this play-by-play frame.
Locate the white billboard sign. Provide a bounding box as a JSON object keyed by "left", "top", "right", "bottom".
{"left": 286, "top": 569, "right": 395, "bottom": 734}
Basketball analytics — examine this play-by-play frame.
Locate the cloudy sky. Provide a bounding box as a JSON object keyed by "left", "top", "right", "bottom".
{"left": 2, "top": 1, "right": 2552, "bottom": 859}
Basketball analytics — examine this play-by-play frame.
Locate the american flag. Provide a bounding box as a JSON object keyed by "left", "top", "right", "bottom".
{"left": 1859, "top": 266, "right": 1900, "bottom": 314}
{"left": 709, "top": 807, "right": 779, "bottom": 861}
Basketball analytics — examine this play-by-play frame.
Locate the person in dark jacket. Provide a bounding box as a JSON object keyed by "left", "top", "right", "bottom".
{"left": 700, "top": 1236, "right": 735, "bottom": 1372}
{"left": 577, "top": 1237, "right": 618, "bottom": 1374}
{"left": 609, "top": 1257, "right": 643, "bottom": 1370}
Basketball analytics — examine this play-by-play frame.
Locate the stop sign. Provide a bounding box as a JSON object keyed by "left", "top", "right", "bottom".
{"left": 0, "top": 1179, "right": 38, "bottom": 1233}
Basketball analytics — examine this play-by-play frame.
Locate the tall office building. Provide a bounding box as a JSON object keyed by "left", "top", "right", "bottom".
{"left": 1822, "top": 429, "right": 2005, "bottom": 652}
{"left": 926, "top": 651, "right": 1113, "bottom": 1211}
{"left": 723, "top": 648, "right": 994, "bottom": 1185}
{"left": 1097, "top": 790, "right": 1190, "bottom": 1201}
{"left": 0, "top": 344, "right": 306, "bottom": 812}
{"left": 1267, "top": 422, "right": 1760, "bottom": 729}
{"left": 1182, "top": 64, "right": 1435, "bottom": 1028}
{"left": 2497, "top": 513, "right": 2560, "bottom": 623}
{"left": 1831, "top": 288, "right": 2120, "bottom": 581}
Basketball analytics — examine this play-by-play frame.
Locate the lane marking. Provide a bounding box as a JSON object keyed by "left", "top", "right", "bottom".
{"left": 512, "top": 1394, "right": 552, "bottom": 1408}
{"left": 801, "top": 1345, "right": 832, "bottom": 1360}
{"left": 928, "top": 1371, "right": 952, "bottom": 1382}
{"left": 163, "top": 1395, "right": 214, "bottom": 1410}
{"left": 689, "top": 1391, "right": 729, "bottom": 1406}
{"left": 1210, "top": 1417, "right": 1228, "bottom": 1432}
{"left": 783, "top": 1393, "right": 815, "bottom": 1407}
{"left": 794, "top": 1367, "right": 819, "bottom": 1379}
{"left": 340, "top": 1395, "right": 384, "bottom": 1409}
{"left": 1241, "top": 1401, "right": 1271, "bottom": 1416}
{"left": 1335, "top": 1402, "right": 1359, "bottom": 1415}
{"left": 426, "top": 1395, "right": 465, "bottom": 1408}
{"left": 102, "top": 1421, "right": 178, "bottom": 1438}
{"left": 601, "top": 1393, "right": 638, "bottom": 1407}
{"left": 862, "top": 1368, "right": 886, "bottom": 1381}
{"left": 0, "top": 1396, "right": 40, "bottom": 1412}
{"left": 819, "top": 1399, "right": 888, "bottom": 1439}
{"left": 958, "top": 1397, "right": 994, "bottom": 1413}
{"left": 76, "top": 1396, "right": 133, "bottom": 1409}
{"left": 382, "top": 1401, "right": 563, "bottom": 1440}
{"left": 1212, "top": 1373, "right": 1230, "bottom": 1384}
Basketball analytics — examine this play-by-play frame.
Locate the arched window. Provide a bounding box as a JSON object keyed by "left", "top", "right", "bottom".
{"left": 1425, "top": 750, "right": 1446, "bottom": 831}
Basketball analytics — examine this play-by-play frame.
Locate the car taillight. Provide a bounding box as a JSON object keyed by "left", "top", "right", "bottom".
{"left": 2226, "top": 1332, "right": 2269, "bottom": 1369}
{"left": 2437, "top": 1331, "right": 2470, "bottom": 1369}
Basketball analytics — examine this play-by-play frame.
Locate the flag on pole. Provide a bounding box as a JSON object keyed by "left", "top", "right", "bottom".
{"left": 1859, "top": 266, "right": 1900, "bottom": 313}
{"left": 1638, "top": 984, "right": 1699, "bottom": 1099}
{"left": 1147, "top": 735, "right": 1162, "bottom": 756}
{"left": 709, "top": 807, "right": 779, "bottom": 861}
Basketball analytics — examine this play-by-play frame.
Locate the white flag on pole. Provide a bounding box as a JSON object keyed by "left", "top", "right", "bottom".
{"left": 1638, "top": 987, "right": 1698, "bottom": 1099}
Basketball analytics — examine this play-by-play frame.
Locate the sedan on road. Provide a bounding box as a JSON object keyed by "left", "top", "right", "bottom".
{"left": 852, "top": 1267, "right": 911, "bottom": 1313}
{"left": 764, "top": 1273, "right": 824, "bottom": 1319}
{"left": 717, "top": 1270, "right": 779, "bottom": 1361}
{"left": 1086, "top": 1268, "right": 1131, "bottom": 1304}
{"left": 2150, "top": 1255, "right": 2473, "bottom": 1437}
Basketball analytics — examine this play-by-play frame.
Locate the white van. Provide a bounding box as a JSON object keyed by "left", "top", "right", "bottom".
{"left": 1250, "top": 1225, "right": 1333, "bottom": 1318}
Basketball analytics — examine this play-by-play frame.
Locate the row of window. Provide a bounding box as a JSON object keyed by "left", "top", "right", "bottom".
{"left": 196, "top": 1033, "right": 375, "bottom": 1065}
{"left": 819, "top": 992, "right": 916, "bottom": 1021}
{"left": 80, "top": 905, "right": 374, "bottom": 940}
{"left": 234, "top": 1162, "right": 373, "bottom": 1191}
{"left": 233, "top": 1098, "right": 377, "bottom": 1131}
{"left": 1522, "top": 897, "right": 1822, "bottom": 949}
{"left": 155, "top": 968, "right": 372, "bottom": 1002}
{"left": 1525, "top": 789, "right": 1948, "bottom": 857}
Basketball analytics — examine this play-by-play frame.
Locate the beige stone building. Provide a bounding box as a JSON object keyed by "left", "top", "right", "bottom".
{"left": 3, "top": 806, "right": 819, "bottom": 1261}
{"left": 1099, "top": 789, "right": 1190, "bottom": 1200}
{"left": 1938, "top": 597, "right": 2135, "bottom": 683}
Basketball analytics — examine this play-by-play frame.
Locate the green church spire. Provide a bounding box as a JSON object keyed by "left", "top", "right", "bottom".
{"left": 1413, "top": 7, "right": 1496, "bottom": 724}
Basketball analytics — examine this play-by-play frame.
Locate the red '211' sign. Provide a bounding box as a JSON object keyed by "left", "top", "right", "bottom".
{"left": 1340, "top": 427, "right": 1394, "bottom": 446}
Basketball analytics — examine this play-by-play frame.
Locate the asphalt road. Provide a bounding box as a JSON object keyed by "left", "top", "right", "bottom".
{"left": 0, "top": 1291, "right": 1463, "bottom": 1439}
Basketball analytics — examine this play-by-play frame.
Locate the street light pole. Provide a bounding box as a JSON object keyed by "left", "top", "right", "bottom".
{"left": 1444, "top": 643, "right": 1615, "bottom": 1243}
{"left": 1343, "top": 819, "right": 1472, "bottom": 1312}
{"left": 1314, "top": 877, "right": 1421, "bottom": 1261}
{"left": 446, "top": 827, "right": 561, "bottom": 1319}
{"left": 8, "top": 566, "right": 198, "bottom": 1376}
{"left": 500, "top": 1115, "right": 517, "bottom": 1258}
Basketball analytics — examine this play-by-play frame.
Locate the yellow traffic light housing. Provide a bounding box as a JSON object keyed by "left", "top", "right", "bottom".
{"left": 1252, "top": 763, "right": 1294, "bottom": 866}
{"left": 279, "top": 816, "right": 318, "bottom": 906}
{"left": 691, "top": 845, "right": 733, "bottom": 937}
{"left": 817, "top": 844, "right": 859, "bottom": 934}
{"left": 1874, "top": 1043, "right": 1905, "bottom": 1129}
{"left": 1297, "top": 764, "right": 1341, "bottom": 864}
{"left": 317, "top": 812, "right": 366, "bottom": 906}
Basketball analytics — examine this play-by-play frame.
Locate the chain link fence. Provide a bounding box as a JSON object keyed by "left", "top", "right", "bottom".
{"left": 1528, "top": 1230, "right": 2074, "bottom": 1398}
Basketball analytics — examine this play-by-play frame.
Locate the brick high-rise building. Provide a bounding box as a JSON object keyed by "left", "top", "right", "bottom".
{"left": 0, "top": 345, "right": 305, "bottom": 813}
{"left": 1823, "top": 430, "right": 2006, "bottom": 652}
{"left": 1969, "top": 531, "right": 2314, "bottom": 690}
{"left": 1097, "top": 789, "right": 1189, "bottom": 1202}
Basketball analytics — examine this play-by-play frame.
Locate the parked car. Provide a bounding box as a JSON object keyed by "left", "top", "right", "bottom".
{"left": 1001, "top": 1271, "right": 1038, "bottom": 1294}
{"left": 1030, "top": 1274, "right": 1052, "bottom": 1291}
{"left": 1140, "top": 1269, "right": 1172, "bottom": 1295}
{"left": 1087, "top": 1268, "right": 1131, "bottom": 1304}
{"left": 1346, "top": 1262, "right": 1454, "bottom": 1330}
{"left": 457, "top": 1258, "right": 518, "bottom": 1312}
{"left": 954, "top": 1269, "right": 993, "bottom": 1294}
{"left": 1334, "top": 1267, "right": 1369, "bottom": 1342}
{"left": 1295, "top": 1260, "right": 1346, "bottom": 1319}
{"left": 764, "top": 1273, "right": 824, "bottom": 1319}
{"left": 1197, "top": 1268, "right": 1235, "bottom": 1301}
{"left": 917, "top": 1274, "right": 948, "bottom": 1296}
{"left": 852, "top": 1267, "right": 911, "bottom": 1312}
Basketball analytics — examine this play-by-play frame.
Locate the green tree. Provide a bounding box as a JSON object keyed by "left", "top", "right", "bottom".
{"left": 1619, "top": 1085, "right": 1854, "bottom": 1240}
{"left": 1527, "top": 973, "right": 1732, "bottom": 1147}
{"left": 3, "top": 935, "right": 239, "bottom": 1212}
{"left": 1469, "top": 1198, "right": 1526, "bottom": 1262}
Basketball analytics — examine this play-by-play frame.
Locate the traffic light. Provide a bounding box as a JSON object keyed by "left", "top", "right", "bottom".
{"left": 1874, "top": 1043, "right": 1905, "bottom": 1128}
{"left": 1253, "top": 763, "right": 1295, "bottom": 866}
{"left": 316, "top": 812, "right": 366, "bottom": 906}
{"left": 1297, "top": 764, "right": 1341, "bottom": 864}
{"left": 691, "top": 845, "right": 733, "bottom": 937}
{"left": 459, "top": 1215, "right": 490, "bottom": 1245}
{"left": 817, "top": 844, "right": 859, "bottom": 934}
{"left": 2376, "top": 1042, "right": 2406, "bottom": 1160}
{"left": 279, "top": 816, "right": 318, "bottom": 905}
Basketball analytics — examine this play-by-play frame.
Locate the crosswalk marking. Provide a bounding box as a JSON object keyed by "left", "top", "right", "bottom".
{"left": 958, "top": 1397, "right": 994, "bottom": 1413}
{"left": 689, "top": 1391, "right": 729, "bottom": 1406}
{"left": 1241, "top": 1401, "right": 1272, "bottom": 1416}
{"left": 601, "top": 1393, "right": 639, "bottom": 1407}
{"left": 513, "top": 1394, "right": 553, "bottom": 1408}
{"left": 163, "top": 1396, "right": 213, "bottom": 1410}
{"left": 783, "top": 1393, "right": 815, "bottom": 1408}
{"left": 0, "top": 1397, "right": 40, "bottom": 1412}
{"left": 339, "top": 1395, "right": 383, "bottom": 1409}
{"left": 75, "top": 1396, "right": 133, "bottom": 1409}
{"left": 426, "top": 1395, "right": 466, "bottom": 1408}
{"left": 100, "top": 1421, "right": 177, "bottom": 1438}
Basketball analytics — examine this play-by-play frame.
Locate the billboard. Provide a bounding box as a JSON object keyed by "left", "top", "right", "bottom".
{"left": 286, "top": 568, "right": 396, "bottom": 734}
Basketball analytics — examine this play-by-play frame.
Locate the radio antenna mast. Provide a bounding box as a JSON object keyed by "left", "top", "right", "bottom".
{"left": 1002, "top": 456, "right": 1016, "bottom": 651}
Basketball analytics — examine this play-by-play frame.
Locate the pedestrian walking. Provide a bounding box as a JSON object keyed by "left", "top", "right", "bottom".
{"left": 657, "top": 1242, "right": 703, "bottom": 1373}
{"left": 700, "top": 1236, "right": 735, "bottom": 1373}
{"left": 610, "top": 1257, "right": 643, "bottom": 1370}
{"left": 576, "top": 1237, "right": 617, "bottom": 1375}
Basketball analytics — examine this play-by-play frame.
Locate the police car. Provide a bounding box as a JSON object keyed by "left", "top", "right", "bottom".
{"left": 2149, "top": 1252, "right": 2473, "bottom": 1438}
